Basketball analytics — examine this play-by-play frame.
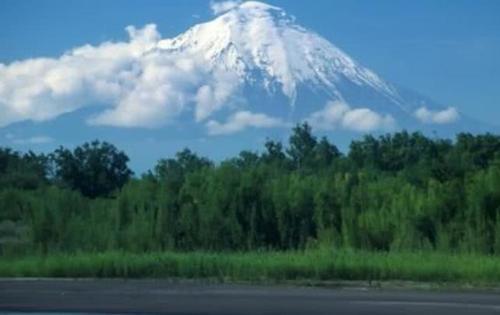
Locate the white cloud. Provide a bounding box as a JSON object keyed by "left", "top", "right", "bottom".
{"left": 194, "top": 69, "right": 240, "bottom": 122}
{"left": 0, "top": 24, "right": 240, "bottom": 129}
{"left": 210, "top": 0, "right": 242, "bottom": 15}
{"left": 414, "top": 106, "right": 459, "bottom": 124}
{"left": 206, "top": 111, "right": 287, "bottom": 135}
{"left": 6, "top": 134, "right": 54, "bottom": 145}
{"left": 307, "top": 101, "right": 396, "bottom": 132}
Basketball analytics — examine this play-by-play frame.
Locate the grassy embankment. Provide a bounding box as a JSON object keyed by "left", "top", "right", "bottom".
{"left": 1, "top": 248, "right": 500, "bottom": 286}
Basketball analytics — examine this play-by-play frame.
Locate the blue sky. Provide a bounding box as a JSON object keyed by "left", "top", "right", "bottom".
{"left": 2, "top": 0, "right": 499, "bottom": 122}
{"left": 1, "top": 0, "right": 499, "bottom": 172}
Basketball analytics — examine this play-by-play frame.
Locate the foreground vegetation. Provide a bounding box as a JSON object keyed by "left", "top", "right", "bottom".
{"left": 2, "top": 248, "right": 500, "bottom": 285}
{"left": 1, "top": 124, "right": 500, "bottom": 282}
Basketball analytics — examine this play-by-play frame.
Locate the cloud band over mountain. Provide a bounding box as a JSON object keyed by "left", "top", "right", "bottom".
{"left": 0, "top": 1, "right": 460, "bottom": 135}
{"left": 0, "top": 24, "right": 239, "bottom": 129}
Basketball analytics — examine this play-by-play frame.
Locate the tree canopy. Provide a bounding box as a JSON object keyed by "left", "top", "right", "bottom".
{"left": 52, "top": 140, "right": 132, "bottom": 198}
{"left": 1, "top": 126, "right": 500, "bottom": 256}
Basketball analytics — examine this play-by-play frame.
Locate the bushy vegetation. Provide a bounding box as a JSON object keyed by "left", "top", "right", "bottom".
{"left": 1, "top": 125, "right": 500, "bottom": 282}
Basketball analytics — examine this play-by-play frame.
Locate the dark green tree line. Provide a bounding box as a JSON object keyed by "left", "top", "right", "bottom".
{"left": 1, "top": 125, "right": 500, "bottom": 256}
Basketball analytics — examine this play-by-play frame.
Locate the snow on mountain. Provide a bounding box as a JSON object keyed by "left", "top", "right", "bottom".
{"left": 0, "top": 1, "right": 464, "bottom": 134}
{"left": 158, "top": 1, "right": 398, "bottom": 103}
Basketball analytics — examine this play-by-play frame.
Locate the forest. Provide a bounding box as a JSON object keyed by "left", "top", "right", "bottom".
{"left": 1, "top": 123, "right": 500, "bottom": 259}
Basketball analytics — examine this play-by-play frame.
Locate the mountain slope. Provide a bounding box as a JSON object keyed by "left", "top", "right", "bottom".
{"left": 152, "top": 0, "right": 462, "bottom": 133}
{"left": 0, "top": 0, "right": 481, "bottom": 136}
{"left": 159, "top": 1, "right": 398, "bottom": 102}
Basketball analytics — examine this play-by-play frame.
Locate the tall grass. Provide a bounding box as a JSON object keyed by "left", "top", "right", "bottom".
{"left": 1, "top": 248, "right": 500, "bottom": 285}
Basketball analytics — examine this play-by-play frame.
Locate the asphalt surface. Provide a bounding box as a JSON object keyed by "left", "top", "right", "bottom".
{"left": 1, "top": 279, "right": 500, "bottom": 315}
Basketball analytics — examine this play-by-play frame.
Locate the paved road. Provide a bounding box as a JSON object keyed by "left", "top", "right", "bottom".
{"left": 1, "top": 279, "right": 500, "bottom": 314}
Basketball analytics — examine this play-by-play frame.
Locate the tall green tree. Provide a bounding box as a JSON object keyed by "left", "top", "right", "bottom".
{"left": 52, "top": 141, "right": 132, "bottom": 198}
{"left": 287, "top": 122, "right": 317, "bottom": 170}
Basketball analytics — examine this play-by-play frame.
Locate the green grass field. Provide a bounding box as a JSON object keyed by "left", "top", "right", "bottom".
{"left": 2, "top": 248, "right": 500, "bottom": 285}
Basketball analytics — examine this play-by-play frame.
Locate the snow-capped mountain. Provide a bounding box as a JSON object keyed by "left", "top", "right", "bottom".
{"left": 0, "top": 0, "right": 482, "bottom": 144}
{"left": 159, "top": 1, "right": 398, "bottom": 105}
{"left": 150, "top": 0, "right": 459, "bottom": 133}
